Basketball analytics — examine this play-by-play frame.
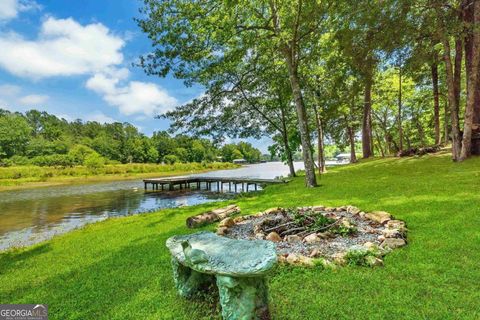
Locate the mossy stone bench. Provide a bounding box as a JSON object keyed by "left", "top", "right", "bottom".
{"left": 166, "top": 231, "right": 277, "bottom": 320}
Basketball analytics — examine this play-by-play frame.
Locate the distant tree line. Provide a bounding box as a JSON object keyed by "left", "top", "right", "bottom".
{"left": 0, "top": 109, "right": 261, "bottom": 167}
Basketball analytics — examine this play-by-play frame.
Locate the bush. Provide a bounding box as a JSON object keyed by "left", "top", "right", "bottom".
{"left": 163, "top": 154, "right": 179, "bottom": 165}
{"left": 84, "top": 153, "right": 105, "bottom": 170}
{"left": 30, "top": 154, "right": 75, "bottom": 167}
{"left": 8, "top": 156, "right": 30, "bottom": 166}
{"left": 68, "top": 145, "right": 97, "bottom": 165}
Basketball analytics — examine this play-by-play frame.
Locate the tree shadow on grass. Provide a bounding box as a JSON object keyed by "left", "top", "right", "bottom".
{"left": 0, "top": 243, "right": 51, "bottom": 275}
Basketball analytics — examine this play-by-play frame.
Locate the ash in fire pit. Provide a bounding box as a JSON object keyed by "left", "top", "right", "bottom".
{"left": 217, "top": 206, "right": 407, "bottom": 267}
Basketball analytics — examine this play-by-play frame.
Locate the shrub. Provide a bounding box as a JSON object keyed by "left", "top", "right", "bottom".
{"left": 31, "top": 154, "right": 75, "bottom": 167}
{"left": 68, "top": 145, "right": 97, "bottom": 165}
{"left": 4, "top": 155, "right": 30, "bottom": 166}
{"left": 164, "top": 154, "right": 178, "bottom": 165}
{"left": 84, "top": 153, "right": 105, "bottom": 170}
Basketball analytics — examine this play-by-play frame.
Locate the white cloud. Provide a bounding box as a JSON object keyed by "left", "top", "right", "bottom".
{"left": 86, "top": 73, "right": 178, "bottom": 116}
{"left": 0, "top": 17, "right": 124, "bottom": 78}
{"left": 0, "top": 15, "right": 179, "bottom": 118}
{"left": 0, "top": 84, "right": 48, "bottom": 107}
{"left": 18, "top": 94, "right": 49, "bottom": 105}
{"left": 0, "top": 0, "right": 40, "bottom": 22}
{"left": 0, "top": 84, "right": 21, "bottom": 96}
{"left": 0, "top": 0, "right": 18, "bottom": 21}
{"left": 57, "top": 113, "right": 74, "bottom": 122}
{"left": 86, "top": 111, "right": 116, "bottom": 124}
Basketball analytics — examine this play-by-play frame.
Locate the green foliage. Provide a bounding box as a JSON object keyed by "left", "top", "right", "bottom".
{"left": 164, "top": 154, "right": 179, "bottom": 165}
{"left": 30, "top": 154, "right": 75, "bottom": 168}
{"left": 220, "top": 142, "right": 261, "bottom": 163}
{"left": 3, "top": 155, "right": 30, "bottom": 166}
{"left": 0, "top": 110, "right": 259, "bottom": 167}
{"left": 68, "top": 145, "right": 97, "bottom": 165}
{"left": 310, "top": 215, "right": 336, "bottom": 232}
{"left": 0, "top": 114, "right": 31, "bottom": 158}
{"left": 344, "top": 249, "right": 371, "bottom": 267}
{"left": 84, "top": 153, "right": 106, "bottom": 170}
{"left": 331, "top": 224, "right": 358, "bottom": 237}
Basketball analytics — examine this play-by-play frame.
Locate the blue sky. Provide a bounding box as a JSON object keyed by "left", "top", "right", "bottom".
{"left": 0, "top": 0, "right": 271, "bottom": 152}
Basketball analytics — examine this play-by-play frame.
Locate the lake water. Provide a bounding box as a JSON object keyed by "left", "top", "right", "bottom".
{"left": 0, "top": 161, "right": 336, "bottom": 251}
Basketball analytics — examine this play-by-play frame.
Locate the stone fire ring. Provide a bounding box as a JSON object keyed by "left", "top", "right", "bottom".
{"left": 216, "top": 206, "right": 407, "bottom": 268}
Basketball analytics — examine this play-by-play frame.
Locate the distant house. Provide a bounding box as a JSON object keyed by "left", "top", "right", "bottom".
{"left": 233, "top": 158, "right": 247, "bottom": 164}
{"left": 335, "top": 153, "right": 351, "bottom": 163}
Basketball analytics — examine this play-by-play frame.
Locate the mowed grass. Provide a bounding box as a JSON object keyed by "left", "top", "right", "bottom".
{"left": 0, "top": 153, "right": 479, "bottom": 319}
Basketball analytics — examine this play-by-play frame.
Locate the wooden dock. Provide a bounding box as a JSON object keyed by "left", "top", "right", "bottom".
{"left": 143, "top": 176, "right": 287, "bottom": 192}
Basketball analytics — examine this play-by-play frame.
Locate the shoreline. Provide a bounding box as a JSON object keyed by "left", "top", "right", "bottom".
{"left": 0, "top": 163, "right": 240, "bottom": 192}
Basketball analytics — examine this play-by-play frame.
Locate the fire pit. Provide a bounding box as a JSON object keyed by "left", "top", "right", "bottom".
{"left": 216, "top": 206, "right": 407, "bottom": 267}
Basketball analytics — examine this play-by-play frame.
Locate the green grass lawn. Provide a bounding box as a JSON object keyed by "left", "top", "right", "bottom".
{"left": 1, "top": 153, "right": 479, "bottom": 319}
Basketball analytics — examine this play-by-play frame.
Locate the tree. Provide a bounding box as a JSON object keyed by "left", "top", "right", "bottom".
{"left": 0, "top": 114, "right": 31, "bottom": 157}
{"left": 137, "top": 0, "right": 325, "bottom": 186}
{"left": 335, "top": 0, "right": 409, "bottom": 159}
{"left": 460, "top": 0, "right": 480, "bottom": 159}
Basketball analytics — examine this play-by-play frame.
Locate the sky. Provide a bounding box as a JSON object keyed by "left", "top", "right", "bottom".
{"left": 0, "top": 0, "right": 272, "bottom": 152}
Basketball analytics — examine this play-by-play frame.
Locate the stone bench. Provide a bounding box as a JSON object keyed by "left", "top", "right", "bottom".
{"left": 166, "top": 231, "right": 277, "bottom": 320}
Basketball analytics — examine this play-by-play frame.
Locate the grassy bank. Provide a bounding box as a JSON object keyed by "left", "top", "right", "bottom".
{"left": 0, "top": 162, "right": 238, "bottom": 191}
{"left": 1, "top": 153, "right": 479, "bottom": 319}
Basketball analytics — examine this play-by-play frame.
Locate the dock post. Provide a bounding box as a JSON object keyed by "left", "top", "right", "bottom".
{"left": 169, "top": 183, "right": 173, "bottom": 191}
{"left": 234, "top": 183, "right": 237, "bottom": 192}
{"left": 229, "top": 182, "right": 231, "bottom": 192}
{"left": 161, "top": 184, "right": 164, "bottom": 191}
{"left": 255, "top": 184, "right": 258, "bottom": 191}
{"left": 144, "top": 182, "right": 147, "bottom": 190}
{"left": 217, "top": 181, "right": 220, "bottom": 191}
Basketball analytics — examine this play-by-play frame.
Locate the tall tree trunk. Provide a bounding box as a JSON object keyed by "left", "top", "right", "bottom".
{"left": 449, "top": 39, "right": 462, "bottom": 161}
{"left": 454, "top": 39, "right": 463, "bottom": 109}
{"left": 398, "top": 66, "right": 403, "bottom": 151}
{"left": 415, "top": 113, "right": 426, "bottom": 147}
{"left": 284, "top": 54, "right": 317, "bottom": 187}
{"left": 462, "top": 0, "right": 480, "bottom": 156}
{"left": 347, "top": 125, "right": 357, "bottom": 163}
{"left": 313, "top": 105, "right": 326, "bottom": 174}
{"left": 280, "top": 106, "right": 296, "bottom": 177}
{"left": 347, "top": 98, "right": 357, "bottom": 163}
{"left": 437, "top": 4, "right": 462, "bottom": 160}
{"left": 362, "top": 73, "right": 373, "bottom": 158}
{"left": 269, "top": 1, "right": 316, "bottom": 186}
{"left": 405, "top": 134, "right": 412, "bottom": 150}
{"left": 373, "top": 128, "right": 385, "bottom": 157}
{"left": 431, "top": 59, "right": 441, "bottom": 145}
{"left": 444, "top": 101, "right": 450, "bottom": 145}
{"left": 461, "top": 0, "right": 480, "bottom": 159}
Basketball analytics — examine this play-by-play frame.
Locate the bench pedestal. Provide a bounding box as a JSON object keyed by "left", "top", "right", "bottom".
{"left": 171, "top": 257, "right": 214, "bottom": 298}
{"left": 216, "top": 275, "right": 270, "bottom": 320}
{"left": 172, "top": 258, "right": 270, "bottom": 319}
